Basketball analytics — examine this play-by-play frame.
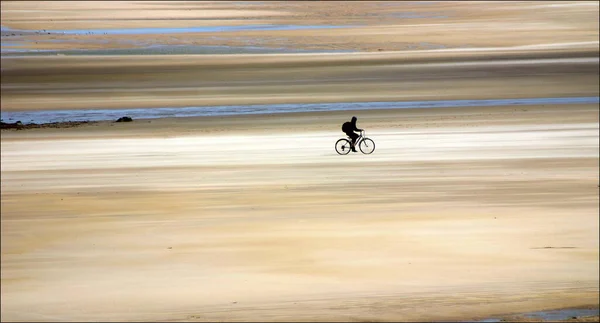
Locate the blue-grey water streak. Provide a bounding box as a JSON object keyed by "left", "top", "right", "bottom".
{"left": 2, "top": 97, "right": 598, "bottom": 124}
{"left": 1, "top": 24, "right": 357, "bottom": 35}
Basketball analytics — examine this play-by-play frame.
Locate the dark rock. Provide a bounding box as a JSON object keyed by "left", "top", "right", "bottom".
{"left": 116, "top": 116, "right": 133, "bottom": 122}
{"left": 1, "top": 121, "right": 25, "bottom": 129}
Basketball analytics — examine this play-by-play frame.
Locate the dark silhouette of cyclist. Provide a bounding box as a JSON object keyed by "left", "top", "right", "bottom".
{"left": 341, "top": 116, "right": 363, "bottom": 152}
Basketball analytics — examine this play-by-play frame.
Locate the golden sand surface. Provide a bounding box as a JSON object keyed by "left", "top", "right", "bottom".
{"left": 2, "top": 105, "right": 599, "bottom": 322}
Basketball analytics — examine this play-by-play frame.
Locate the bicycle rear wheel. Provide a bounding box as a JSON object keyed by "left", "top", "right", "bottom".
{"left": 359, "top": 138, "right": 375, "bottom": 154}
{"left": 335, "top": 138, "right": 352, "bottom": 155}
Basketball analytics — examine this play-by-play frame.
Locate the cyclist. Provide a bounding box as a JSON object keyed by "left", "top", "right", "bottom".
{"left": 341, "top": 116, "right": 363, "bottom": 152}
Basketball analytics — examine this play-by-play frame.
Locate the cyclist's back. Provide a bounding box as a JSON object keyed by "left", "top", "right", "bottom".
{"left": 341, "top": 116, "right": 363, "bottom": 152}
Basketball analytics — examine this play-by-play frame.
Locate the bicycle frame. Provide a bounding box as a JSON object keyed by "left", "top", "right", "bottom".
{"left": 348, "top": 130, "right": 366, "bottom": 146}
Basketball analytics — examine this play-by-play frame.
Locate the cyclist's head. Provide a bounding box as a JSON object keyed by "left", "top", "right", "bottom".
{"left": 351, "top": 116, "right": 357, "bottom": 123}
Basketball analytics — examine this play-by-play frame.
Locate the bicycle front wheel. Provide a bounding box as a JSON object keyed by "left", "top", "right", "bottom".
{"left": 359, "top": 138, "right": 375, "bottom": 154}
{"left": 335, "top": 138, "right": 352, "bottom": 155}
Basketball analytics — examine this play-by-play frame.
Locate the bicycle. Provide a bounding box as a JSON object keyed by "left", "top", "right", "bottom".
{"left": 335, "top": 130, "right": 375, "bottom": 155}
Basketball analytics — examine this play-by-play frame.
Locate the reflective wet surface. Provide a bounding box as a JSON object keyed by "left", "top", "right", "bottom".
{"left": 2, "top": 97, "right": 598, "bottom": 124}
{"left": 1, "top": 24, "right": 358, "bottom": 35}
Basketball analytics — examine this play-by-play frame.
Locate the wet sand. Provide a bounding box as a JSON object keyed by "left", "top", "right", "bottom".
{"left": 2, "top": 1, "right": 598, "bottom": 111}
{"left": 1, "top": 1, "right": 599, "bottom": 52}
{"left": 2, "top": 104, "right": 599, "bottom": 322}
{"left": 2, "top": 48, "right": 599, "bottom": 111}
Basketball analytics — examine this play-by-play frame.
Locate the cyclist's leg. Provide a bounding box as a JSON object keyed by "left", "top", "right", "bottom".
{"left": 349, "top": 132, "right": 359, "bottom": 150}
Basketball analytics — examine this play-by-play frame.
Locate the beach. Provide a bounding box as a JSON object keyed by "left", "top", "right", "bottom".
{"left": 2, "top": 104, "right": 599, "bottom": 322}
{"left": 1, "top": 1, "right": 599, "bottom": 322}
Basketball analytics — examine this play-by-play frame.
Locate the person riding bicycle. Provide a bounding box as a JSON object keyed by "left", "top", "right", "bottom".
{"left": 341, "top": 116, "right": 363, "bottom": 152}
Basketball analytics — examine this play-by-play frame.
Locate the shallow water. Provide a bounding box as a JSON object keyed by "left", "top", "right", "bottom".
{"left": 0, "top": 44, "right": 356, "bottom": 56}
{"left": 1, "top": 24, "right": 357, "bottom": 36}
{"left": 473, "top": 308, "right": 600, "bottom": 322}
{"left": 2, "top": 97, "right": 598, "bottom": 124}
{"left": 1, "top": 23, "right": 359, "bottom": 55}
{"left": 1, "top": 47, "right": 56, "bottom": 53}
{"left": 1, "top": 42, "right": 21, "bottom": 47}
{"left": 522, "top": 308, "right": 599, "bottom": 321}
